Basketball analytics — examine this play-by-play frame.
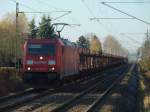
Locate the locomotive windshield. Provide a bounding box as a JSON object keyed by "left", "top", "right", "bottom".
{"left": 28, "top": 44, "right": 55, "bottom": 55}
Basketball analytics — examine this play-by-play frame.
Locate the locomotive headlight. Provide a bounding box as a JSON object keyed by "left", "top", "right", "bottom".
{"left": 27, "top": 67, "right": 31, "bottom": 71}
{"left": 40, "top": 56, "right": 43, "bottom": 60}
{"left": 49, "top": 67, "right": 55, "bottom": 71}
{"left": 52, "top": 67, "right": 55, "bottom": 71}
{"left": 27, "top": 60, "right": 33, "bottom": 65}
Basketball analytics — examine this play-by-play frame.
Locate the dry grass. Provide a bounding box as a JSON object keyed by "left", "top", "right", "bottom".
{"left": 0, "top": 67, "right": 24, "bottom": 96}
{"left": 138, "top": 71, "right": 150, "bottom": 112}
{"left": 144, "top": 71, "right": 150, "bottom": 79}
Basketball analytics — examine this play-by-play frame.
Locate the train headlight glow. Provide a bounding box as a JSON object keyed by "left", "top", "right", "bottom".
{"left": 27, "top": 67, "right": 31, "bottom": 71}
{"left": 40, "top": 56, "right": 43, "bottom": 60}
{"left": 27, "top": 60, "right": 33, "bottom": 65}
{"left": 52, "top": 67, "right": 55, "bottom": 71}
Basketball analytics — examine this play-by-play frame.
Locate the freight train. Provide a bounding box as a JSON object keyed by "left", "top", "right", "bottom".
{"left": 22, "top": 37, "right": 127, "bottom": 84}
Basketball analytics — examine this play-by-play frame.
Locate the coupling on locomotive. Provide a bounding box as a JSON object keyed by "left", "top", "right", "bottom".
{"left": 22, "top": 37, "right": 128, "bottom": 84}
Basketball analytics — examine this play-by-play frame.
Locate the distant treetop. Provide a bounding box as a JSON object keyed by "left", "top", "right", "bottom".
{"left": 38, "top": 15, "right": 55, "bottom": 39}
{"left": 77, "top": 35, "right": 89, "bottom": 48}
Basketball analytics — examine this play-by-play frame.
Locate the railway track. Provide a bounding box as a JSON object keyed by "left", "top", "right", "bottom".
{"left": 49, "top": 66, "right": 129, "bottom": 112}
{"left": 0, "top": 88, "right": 34, "bottom": 103}
{"left": 16, "top": 65, "right": 127, "bottom": 112}
{"left": 0, "top": 65, "right": 128, "bottom": 112}
{"left": 10, "top": 72, "right": 112, "bottom": 112}
{"left": 0, "top": 70, "right": 107, "bottom": 112}
{"left": 0, "top": 88, "right": 54, "bottom": 112}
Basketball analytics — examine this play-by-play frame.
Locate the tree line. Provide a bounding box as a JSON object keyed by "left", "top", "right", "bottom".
{"left": 77, "top": 34, "right": 128, "bottom": 56}
{"left": 0, "top": 12, "right": 128, "bottom": 67}
{"left": 0, "top": 13, "right": 28, "bottom": 66}
{"left": 139, "top": 35, "right": 150, "bottom": 70}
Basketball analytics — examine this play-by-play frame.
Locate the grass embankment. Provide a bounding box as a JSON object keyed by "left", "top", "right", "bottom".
{"left": 0, "top": 67, "right": 25, "bottom": 96}
{"left": 138, "top": 70, "right": 150, "bottom": 112}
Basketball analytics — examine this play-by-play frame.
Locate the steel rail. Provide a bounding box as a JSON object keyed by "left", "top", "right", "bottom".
{"left": 0, "top": 88, "right": 55, "bottom": 112}
{"left": 50, "top": 68, "right": 126, "bottom": 112}
{"left": 49, "top": 65, "right": 129, "bottom": 112}
{"left": 0, "top": 88, "right": 34, "bottom": 103}
{"left": 86, "top": 64, "right": 135, "bottom": 112}
{"left": 86, "top": 72, "right": 125, "bottom": 112}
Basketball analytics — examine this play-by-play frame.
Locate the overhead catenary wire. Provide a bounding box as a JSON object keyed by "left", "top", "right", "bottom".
{"left": 35, "top": 0, "right": 61, "bottom": 10}
{"left": 81, "top": 0, "right": 130, "bottom": 56}
{"left": 10, "top": 0, "right": 37, "bottom": 12}
{"left": 98, "top": 3, "right": 141, "bottom": 51}
{"left": 69, "top": 17, "right": 87, "bottom": 34}
{"left": 52, "top": 11, "right": 72, "bottom": 21}
{"left": 118, "top": 38, "right": 141, "bottom": 47}
{"left": 101, "top": 2, "right": 150, "bottom": 26}
{"left": 18, "top": 11, "right": 72, "bottom": 14}
{"left": 81, "top": 0, "right": 138, "bottom": 52}
{"left": 84, "top": 0, "right": 144, "bottom": 52}
{"left": 100, "top": 1, "right": 150, "bottom": 4}
{"left": 10, "top": 0, "right": 72, "bottom": 26}
{"left": 35, "top": 0, "right": 73, "bottom": 21}
{"left": 81, "top": 0, "right": 116, "bottom": 33}
{"left": 121, "top": 41, "right": 140, "bottom": 47}
{"left": 120, "top": 34, "right": 142, "bottom": 45}
{"left": 35, "top": 0, "right": 84, "bottom": 38}
{"left": 97, "top": 2, "right": 124, "bottom": 38}
{"left": 18, "top": 10, "right": 72, "bottom": 21}
{"left": 90, "top": 17, "right": 135, "bottom": 20}
{"left": 34, "top": 0, "right": 72, "bottom": 19}
{"left": 10, "top": 0, "right": 71, "bottom": 21}
{"left": 120, "top": 33, "right": 147, "bottom": 35}
{"left": 81, "top": 0, "right": 95, "bottom": 17}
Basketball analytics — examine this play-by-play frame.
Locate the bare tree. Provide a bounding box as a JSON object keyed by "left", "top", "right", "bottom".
{"left": 139, "top": 36, "right": 150, "bottom": 70}
{"left": 103, "top": 35, "right": 128, "bottom": 56}
{"left": 89, "top": 35, "right": 102, "bottom": 54}
{"left": 0, "top": 12, "right": 28, "bottom": 66}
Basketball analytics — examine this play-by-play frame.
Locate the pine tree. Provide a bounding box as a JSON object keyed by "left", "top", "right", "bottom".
{"left": 29, "top": 19, "right": 37, "bottom": 38}
{"left": 38, "top": 15, "right": 55, "bottom": 38}
{"left": 77, "top": 35, "right": 89, "bottom": 48}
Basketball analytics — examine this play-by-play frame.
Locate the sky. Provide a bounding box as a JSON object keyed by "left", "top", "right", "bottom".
{"left": 0, "top": 0, "right": 150, "bottom": 53}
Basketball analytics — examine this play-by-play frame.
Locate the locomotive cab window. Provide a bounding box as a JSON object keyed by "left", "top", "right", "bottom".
{"left": 28, "top": 44, "right": 56, "bottom": 55}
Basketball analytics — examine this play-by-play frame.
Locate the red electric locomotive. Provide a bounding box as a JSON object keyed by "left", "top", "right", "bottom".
{"left": 22, "top": 37, "right": 128, "bottom": 85}
{"left": 23, "top": 38, "right": 80, "bottom": 83}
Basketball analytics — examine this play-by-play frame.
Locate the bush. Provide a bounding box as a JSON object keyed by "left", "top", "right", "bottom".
{"left": 138, "top": 58, "right": 150, "bottom": 72}
{"left": 0, "top": 67, "right": 24, "bottom": 96}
